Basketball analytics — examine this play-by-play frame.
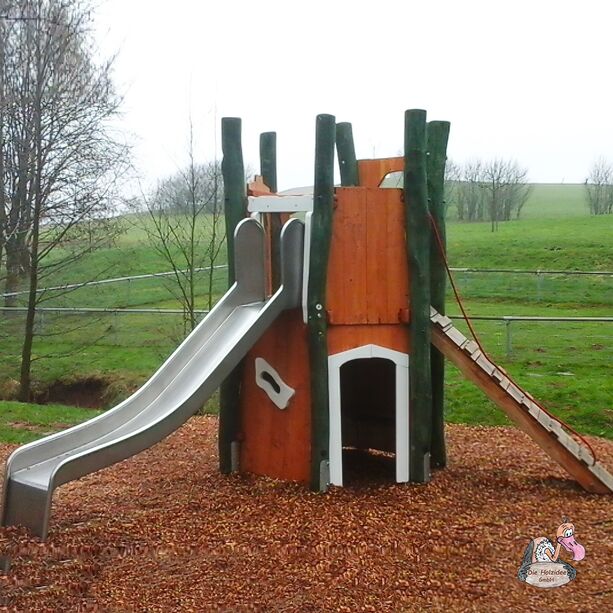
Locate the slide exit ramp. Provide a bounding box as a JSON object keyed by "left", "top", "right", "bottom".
{"left": 1, "top": 218, "right": 305, "bottom": 539}
{"left": 430, "top": 307, "right": 613, "bottom": 494}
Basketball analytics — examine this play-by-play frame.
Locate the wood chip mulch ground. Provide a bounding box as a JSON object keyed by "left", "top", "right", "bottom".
{"left": 1, "top": 417, "right": 612, "bottom": 612}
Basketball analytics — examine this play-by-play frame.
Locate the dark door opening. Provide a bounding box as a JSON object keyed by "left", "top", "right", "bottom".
{"left": 340, "top": 357, "right": 396, "bottom": 485}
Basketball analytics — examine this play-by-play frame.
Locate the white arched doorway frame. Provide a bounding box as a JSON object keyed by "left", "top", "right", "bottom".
{"left": 328, "top": 344, "right": 409, "bottom": 486}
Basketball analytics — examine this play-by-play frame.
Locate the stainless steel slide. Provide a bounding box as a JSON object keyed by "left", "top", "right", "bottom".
{"left": 1, "top": 217, "right": 305, "bottom": 539}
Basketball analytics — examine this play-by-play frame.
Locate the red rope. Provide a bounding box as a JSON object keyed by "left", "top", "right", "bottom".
{"left": 428, "top": 213, "right": 597, "bottom": 466}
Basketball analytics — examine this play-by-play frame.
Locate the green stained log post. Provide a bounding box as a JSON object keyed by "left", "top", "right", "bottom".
{"left": 260, "top": 132, "right": 277, "bottom": 192}
{"left": 404, "top": 109, "right": 432, "bottom": 483}
{"left": 260, "top": 131, "right": 282, "bottom": 289}
{"left": 426, "top": 120, "right": 451, "bottom": 469}
{"left": 219, "top": 117, "right": 246, "bottom": 474}
{"left": 308, "top": 113, "right": 336, "bottom": 490}
{"left": 336, "top": 122, "right": 360, "bottom": 186}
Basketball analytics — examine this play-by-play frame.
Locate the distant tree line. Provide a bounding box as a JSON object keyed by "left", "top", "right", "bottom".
{"left": 585, "top": 158, "right": 613, "bottom": 215}
{"left": 445, "top": 159, "right": 531, "bottom": 231}
{"left": 0, "top": 0, "right": 128, "bottom": 399}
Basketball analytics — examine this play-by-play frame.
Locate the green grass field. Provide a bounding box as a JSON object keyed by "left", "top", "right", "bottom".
{"left": 518, "top": 183, "right": 588, "bottom": 219}
{"left": 446, "top": 183, "right": 589, "bottom": 220}
{"left": 0, "top": 401, "right": 102, "bottom": 444}
{"left": 0, "top": 185, "right": 611, "bottom": 443}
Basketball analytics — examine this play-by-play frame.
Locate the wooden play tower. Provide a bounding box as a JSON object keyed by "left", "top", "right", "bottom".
{"left": 219, "top": 110, "right": 450, "bottom": 491}
{"left": 3, "top": 112, "right": 610, "bottom": 544}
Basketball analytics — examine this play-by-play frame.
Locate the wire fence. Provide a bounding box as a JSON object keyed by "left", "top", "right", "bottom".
{"left": 1, "top": 308, "right": 611, "bottom": 360}
{"left": 0, "top": 265, "right": 230, "bottom": 311}
{"left": 450, "top": 268, "right": 613, "bottom": 275}
{"left": 0, "top": 264, "right": 229, "bottom": 298}
{"left": 449, "top": 269, "right": 612, "bottom": 306}
{"left": 1, "top": 267, "right": 610, "bottom": 317}
{"left": 1, "top": 304, "right": 610, "bottom": 431}
{"left": 0, "top": 266, "right": 610, "bottom": 373}
{"left": 3, "top": 266, "right": 612, "bottom": 295}
{"left": 0, "top": 309, "right": 199, "bottom": 363}
{"left": 448, "top": 315, "right": 612, "bottom": 358}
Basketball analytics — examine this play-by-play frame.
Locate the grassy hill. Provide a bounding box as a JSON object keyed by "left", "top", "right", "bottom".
{"left": 0, "top": 184, "right": 611, "bottom": 440}
{"left": 13, "top": 184, "right": 604, "bottom": 297}
{"left": 445, "top": 182, "right": 588, "bottom": 221}
{"left": 521, "top": 183, "right": 588, "bottom": 218}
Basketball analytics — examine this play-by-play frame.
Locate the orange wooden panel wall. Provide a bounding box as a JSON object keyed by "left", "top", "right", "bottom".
{"left": 328, "top": 324, "right": 409, "bottom": 356}
{"left": 326, "top": 187, "right": 409, "bottom": 325}
{"left": 239, "top": 309, "right": 311, "bottom": 483}
{"left": 357, "top": 157, "right": 404, "bottom": 188}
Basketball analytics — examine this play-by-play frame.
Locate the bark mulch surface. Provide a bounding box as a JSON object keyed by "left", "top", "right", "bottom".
{"left": 1, "top": 417, "right": 612, "bottom": 612}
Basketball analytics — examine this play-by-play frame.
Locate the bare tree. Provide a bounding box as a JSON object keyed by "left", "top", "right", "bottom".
{"left": 448, "top": 159, "right": 485, "bottom": 222}
{"left": 585, "top": 158, "right": 613, "bottom": 215}
{"left": 0, "top": 5, "right": 7, "bottom": 270}
{"left": 0, "top": 0, "right": 129, "bottom": 400}
{"left": 449, "top": 158, "right": 530, "bottom": 229}
{"left": 500, "top": 161, "right": 531, "bottom": 221}
{"left": 481, "top": 159, "right": 512, "bottom": 231}
{"left": 463, "top": 160, "right": 487, "bottom": 222}
{"left": 139, "top": 124, "right": 225, "bottom": 334}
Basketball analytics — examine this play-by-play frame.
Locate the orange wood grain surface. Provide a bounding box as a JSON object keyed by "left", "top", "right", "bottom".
{"left": 328, "top": 324, "right": 410, "bottom": 356}
{"left": 239, "top": 309, "right": 311, "bottom": 483}
{"left": 327, "top": 187, "right": 409, "bottom": 325}
{"left": 247, "top": 175, "right": 273, "bottom": 196}
{"left": 247, "top": 177, "right": 293, "bottom": 296}
{"left": 357, "top": 157, "right": 404, "bottom": 188}
{"left": 248, "top": 177, "right": 274, "bottom": 296}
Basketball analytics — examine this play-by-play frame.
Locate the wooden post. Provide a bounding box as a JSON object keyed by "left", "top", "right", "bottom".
{"left": 308, "top": 113, "right": 336, "bottom": 490}
{"left": 404, "top": 109, "right": 432, "bottom": 483}
{"left": 219, "top": 117, "right": 246, "bottom": 473}
{"left": 260, "top": 131, "right": 282, "bottom": 290}
{"left": 427, "top": 120, "right": 450, "bottom": 469}
{"left": 222, "top": 118, "right": 246, "bottom": 285}
{"left": 259, "top": 132, "right": 277, "bottom": 192}
{"left": 336, "top": 122, "right": 359, "bottom": 186}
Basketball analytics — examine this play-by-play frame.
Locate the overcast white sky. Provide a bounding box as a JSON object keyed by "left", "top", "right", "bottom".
{"left": 95, "top": 0, "right": 613, "bottom": 191}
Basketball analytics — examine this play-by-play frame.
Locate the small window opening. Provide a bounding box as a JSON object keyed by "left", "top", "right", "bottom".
{"left": 260, "top": 370, "right": 281, "bottom": 394}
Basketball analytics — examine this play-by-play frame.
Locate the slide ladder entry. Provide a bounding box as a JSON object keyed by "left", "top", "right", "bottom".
{"left": 430, "top": 307, "right": 613, "bottom": 494}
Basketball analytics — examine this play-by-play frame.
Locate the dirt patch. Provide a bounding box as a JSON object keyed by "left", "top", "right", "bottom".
{"left": 32, "top": 376, "right": 111, "bottom": 409}
{"left": 6, "top": 422, "right": 72, "bottom": 434}
{"left": 0, "top": 419, "right": 612, "bottom": 612}
{"left": 0, "top": 379, "right": 20, "bottom": 401}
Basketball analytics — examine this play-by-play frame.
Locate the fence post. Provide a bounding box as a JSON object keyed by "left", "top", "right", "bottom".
{"left": 505, "top": 318, "right": 513, "bottom": 357}
{"left": 536, "top": 270, "right": 543, "bottom": 302}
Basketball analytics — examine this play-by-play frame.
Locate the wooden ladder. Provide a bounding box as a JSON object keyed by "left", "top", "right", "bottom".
{"left": 430, "top": 307, "right": 613, "bottom": 494}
